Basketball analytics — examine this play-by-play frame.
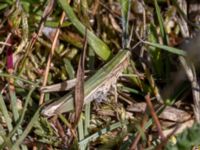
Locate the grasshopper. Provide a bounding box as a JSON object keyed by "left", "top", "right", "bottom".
{"left": 41, "top": 50, "right": 130, "bottom": 117}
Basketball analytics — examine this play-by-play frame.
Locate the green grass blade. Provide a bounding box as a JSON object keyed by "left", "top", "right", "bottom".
{"left": 153, "top": 0, "right": 168, "bottom": 44}
{"left": 9, "top": 90, "right": 19, "bottom": 122}
{"left": 79, "top": 121, "right": 128, "bottom": 146}
{"left": 145, "top": 41, "right": 186, "bottom": 56}
{"left": 58, "top": 0, "right": 111, "bottom": 61}
{"left": 78, "top": 115, "right": 84, "bottom": 141}
{"left": 0, "top": 73, "right": 38, "bottom": 86}
{"left": 84, "top": 103, "right": 91, "bottom": 136}
{"left": 59, "top": 114, "right": 71, "bottom": 127}
{"left": 0, "top": 94, "right": 13, "bottom": 132}
{"left": 119, "top": 0, "right": 131, "bottom": 48}
{"left": 3, "top": 85, "right": 36, "bottom": 150}
{"left": 147, "top": 24, "right": 164, "bottom": 76}
{"left": 63, "top": 58, "right": 75, "bottom": 79}
{"left": 153, "top": 0, "right": 170, "bottom": 78}
{"left": 10, "top": 106, "right": 42, "bottom": 150}
{"left": 7, "top": 85, "right": 37, "bottom": 139}
{"left": 0, "top": 4, "right": 8, "bottom": 10}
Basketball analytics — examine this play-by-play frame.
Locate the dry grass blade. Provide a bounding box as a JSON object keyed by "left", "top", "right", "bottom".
{"left": 74, "top": 29, "right": 87, "bottom": 126}
{"left": 36, "top": 0, "right": 56, "bottom": 37}
{"left": 39, "top": 12, "right": 65, "bottom": 105}
{"left": 145, "top": 93, "right": 165, "bottom": 141}
{"left": 40, "top": 78, "right": 79, "bottom": 93}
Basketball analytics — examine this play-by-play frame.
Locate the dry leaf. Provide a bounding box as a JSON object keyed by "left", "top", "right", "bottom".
{"left": 73, "top": 29, "right": 87, "bottom": 126}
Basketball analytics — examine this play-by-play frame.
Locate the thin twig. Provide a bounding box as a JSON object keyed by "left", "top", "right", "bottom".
{"left": 0, "top": 42, "right": 12, "bottom": 46}
{"left": 145, "top": 93, "right": 165, "bottom": 141}
{"left": 39, "top": 12, "right": 65, "bottom": 104}
{"left": 0, "top": 33, "right": 12, "bottom": 54}
{"left": 51, "top": 116, "right": 66, "bottom": 142}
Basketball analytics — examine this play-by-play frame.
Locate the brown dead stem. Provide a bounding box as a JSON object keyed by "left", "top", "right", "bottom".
{"left": 73, "top": 29, "right": 87, "bottom": 127}
{"left": 39, "top": 12, "right": 65, "bottom": 105}
{"left": 145, "top": 93, "right": 165, "bottom": 141}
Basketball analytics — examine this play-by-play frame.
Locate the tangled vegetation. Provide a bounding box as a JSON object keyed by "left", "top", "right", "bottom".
{"left": 0, "top": 0, "right": 200, "bottom": 149}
